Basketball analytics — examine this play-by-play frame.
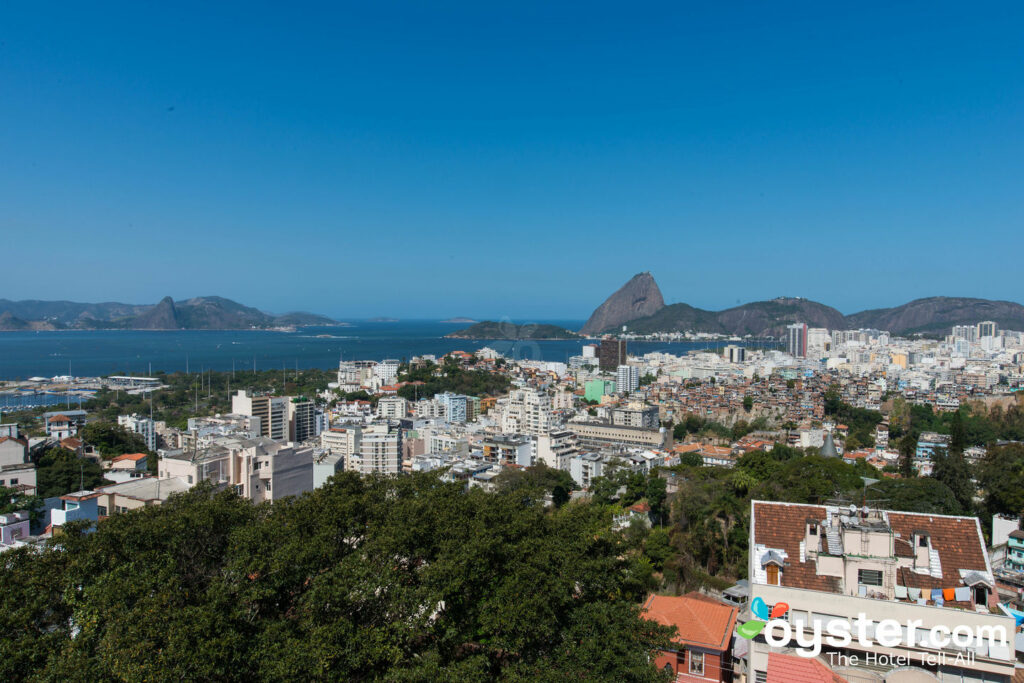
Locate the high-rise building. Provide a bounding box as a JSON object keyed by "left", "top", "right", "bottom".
{"left": 350, "top": 425, "right": 402, "bottom": 475}
{"left": 437, "top": 393, "right": 468, "bottom": 423}
{"left": 500, "top": 388, "right": 553, "bottom": 436}
{"left": 599, "top": 338, "right": 627, "bottom": 371}
{"left": 377, "top": 396, "right": 408, "bottom": 419}
{"left": 373, "top": 359, "right": 400, "bottom": 383}
{"left": 232, "top": 391, "right": 288, "bottom": 441}
{"left": 786, "top": 323, "right": 807, "bottom": 358}
{"left": 616, "top": 364, "right": 639, "bottom": 393}
{"left": 723, "top": 345, "right": 746, "bottom": 364}
{"left": 287, "top": 398, "right": 317, "bottom": 442}
{"left": 117, "top": 413, "right": 157, "bottom": 451}
{"left": 977, "top": 321, "right": 999, "bottom": 338}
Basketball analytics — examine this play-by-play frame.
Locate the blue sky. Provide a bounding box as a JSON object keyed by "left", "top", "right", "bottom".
{"left": 1, "top": 2, "right": 1022, "bottom": 319}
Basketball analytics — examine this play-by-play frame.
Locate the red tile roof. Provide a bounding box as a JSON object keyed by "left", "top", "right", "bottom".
{"left": 752, "top": 501, "right": 990, "bottom": 596}
{"left": 767, "top": 652, "right": 847, "bottom": 683}
{"left": 112, "top": 452, "right": 147, "bottom": 462}
{"left": 641, "top": 592, "right": 738, "bottom": 651}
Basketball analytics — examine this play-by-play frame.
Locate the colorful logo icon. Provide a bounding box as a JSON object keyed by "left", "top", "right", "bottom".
{"left": 738, "top": 598, "right": 789, "bottom": 639}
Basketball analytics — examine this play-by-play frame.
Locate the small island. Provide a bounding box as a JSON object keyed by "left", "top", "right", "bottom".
{"left": 445, "top": 321, "right": 581, "bottom": 340}
{"left": 441, "top": 317, "right": 478, "bottom": 324}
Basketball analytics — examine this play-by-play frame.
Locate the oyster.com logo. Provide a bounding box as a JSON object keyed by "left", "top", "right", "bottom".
{"left": 737, "top": 597, "right": 787, "bottom": 640}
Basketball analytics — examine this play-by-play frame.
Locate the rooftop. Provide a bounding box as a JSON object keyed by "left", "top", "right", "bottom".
{"left": 641, "top": 592, "right": 738, "bottom": 651}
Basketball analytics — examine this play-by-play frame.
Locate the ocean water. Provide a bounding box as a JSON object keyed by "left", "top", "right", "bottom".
{"left": 0, "top": 320, "right": 779, "bottom": 379}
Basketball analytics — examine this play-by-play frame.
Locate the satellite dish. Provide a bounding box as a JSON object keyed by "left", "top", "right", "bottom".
{"left": 862, "top": 505, "right": 870, "bottom": 515}
{"left": 848, "top": 504, "right": 857, "bottom": 514}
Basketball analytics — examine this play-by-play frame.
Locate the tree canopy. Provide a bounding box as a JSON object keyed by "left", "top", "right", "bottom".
{"left": 0, "top": 473, "right": 674, "bottom": 682}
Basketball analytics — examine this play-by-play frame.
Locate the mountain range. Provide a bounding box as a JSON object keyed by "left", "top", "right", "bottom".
{"left": 0, "top": 296, "right": 337, "bottom": 331}
{"left": 581, "top": 273, "right": 1024, "bottom": 337}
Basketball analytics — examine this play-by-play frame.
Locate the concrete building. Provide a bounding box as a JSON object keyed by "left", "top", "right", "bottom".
{"left": 481, "top": 434, "right": 533, "bottom": 466}
{"left": 231, "top": 391, "right": 288, "bottom": 441}
{"left": 377, "top": 396, "right": 408, "bottom": 419}
{"left": 786, "top": 322, "right": 807, "bottom": 359}
{"left": 159, "top": 436, "right": 313, "bottom": 502}
{"left": 616, "top": 364, "right": 640, "bottom": 393}
{"left": 373, "top": 359, "right": 400, "bottom": 383}
{"left": 584, "top": 379, "right": 617, "bottom": 403}
{"left": 117, "top": 413, "right": 157, "bottom": 451}
{"left": 93, "top": 476, "right": 191, "bottom": 516}
{"left": 500, "top": 388, "right": 552, "bottom": 436}
{"left": 534, "top": 430, "right": 579, "bottom": 471}
{"left": 568, "top": 422, "right": 670, "bottom": 450}
{"left": 748, "top": 500, "right": 1012, "bottom": 682}
{"left": 0, "top": 436, "right": 35, "bottom": 493}
{"left": 320, "top": 426, "right": 361, "bottom": 464}
{"left": 599, "top": 338, "right": 627, "bottom": 371}
{"left": 437, "top": 393, "right": 468, "bottom": 424}
{"left": 724, "top": 345, "right": 746, "bottom": 364}
{"left": 348, "top": 424, "right": 402, "bottom": 475}
{"left": 287, "top": 397, "right": 317, "bottom": 442}
{"left": 611, "top": 405, "right": 659, "bottom": 429}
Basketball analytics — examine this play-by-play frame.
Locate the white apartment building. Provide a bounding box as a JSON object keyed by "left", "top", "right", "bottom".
{"left": 534, "top": 430, "right": 578, "bottom": 471}
{"left": 231, "top": 391, "right": 288, "bottom": 441}
{"left": 747, "top": 500, "right": 1013, "bottom": 682}
{"left": 348, "top": 425, "right": 402, "bottom": 475}
{"left": 500, "top": 388, "right": 552, "bottom": 436}
{"left": 320, "top": 426, "right": 361, "bottom": 465}
{"left": 437, "top": 393, "right": 468, "bottom": 424}
{"left": 117, "top": 413, "right": 157, "bottom": 451}
{"left": 377, "top": 396, "right": 408, "bottom": 419}
{"left": 616, "top": 364, "right": 639, "bottom": 393}
{"left": 372, "top": 359, "right": 400, "bottom": 383}
{"left": 160, "top": 436, "right": 313, "bottom": 503}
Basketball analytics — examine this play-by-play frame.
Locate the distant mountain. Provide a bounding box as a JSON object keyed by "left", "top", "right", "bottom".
{"left": 0, "top": 296, "right": 337, "bottom": 331}
{"left": 441, "top": 317, "right": 478, "bottom": 324}
{"left": 580, "top": 276, "right": 1024, "bottom": 336}
{"left": 845, "top": 297, "right": 1024, "bottom": 335}
{"left": 579, "top": 272, "right": 665, "bottom": 335}
{"left": 447, "top": 321, "right": 580, "bottom": 340}
{"left": 618, "top": 297, "right": 846, "bottom": 337}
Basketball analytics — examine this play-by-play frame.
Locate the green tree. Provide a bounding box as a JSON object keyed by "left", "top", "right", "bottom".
{"left": 1, "top": 475, "right": 675, "bottom": 681}
{"left": 977, "top": 444, "right": 1024, "bottom": 517}
{"left": 80, "top": 421, "right": 150, "bottom": 459}
{"left": 930, "top": 447, "right": 973, "bottom": 512}
{"left": 742, "top": 395, "right": 754, "bottom": 412}
{"left": 34, "top": 448, "right": 110, "bottom": 498}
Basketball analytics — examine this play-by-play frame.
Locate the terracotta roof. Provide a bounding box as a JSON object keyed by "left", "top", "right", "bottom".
{"left": 752, "top": 501, "right": 990, "bottom": 596}
{"left": 767, "top": 653, "right": 846, "bottom": 683}
{"left": 112, "top": 453, "right": 147, "bottom": 462}
{"left": 641, "top": 592, "right": 738, "bottom": 651}
{"left": 48, "top": 414, "right": 71, "bottom": 422}
{"left": 0, "top": 436, "right": 27, "bottom": 447}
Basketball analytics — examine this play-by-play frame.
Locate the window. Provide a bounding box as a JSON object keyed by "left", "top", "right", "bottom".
{"left": 689, "top": 651, "right": 704, "bottom": 676}
{"left": 858, "top": 569, "right": 883, "bottom": 587}
{"left": 918, "top": 535, "right": 928, "bottom": 547}
{"left": 755, "top": 671, "right": 767, "bottom": 683}
{"left": 97, "top": 506, "right": 107, "bottom": 516}
{"left": 766, "top": 564, "right": 780, "bottom": 585}
{"left": 808, "top": 523, "right": 817, "bottom": 535}
{"left": 9, "top": 478, "right": 17, "bottom": 485}
{"left": 188, "top": 475, "right": 194, "bottom": 484}
{"left": 265, "top": 481, "right": 271, "bottom": 492}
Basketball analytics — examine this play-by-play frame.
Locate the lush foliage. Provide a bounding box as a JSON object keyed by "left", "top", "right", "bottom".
{"left": 824, "top": 389, "right": 882, "bottom": 447}
{"left": 33, "top": 447, "right": 111, "bottom": 498}
{"left": 397, "top": 360, "right": 511, "bottom": 401}
{"left": 0, "top": 474, "right": 674, "bottom": 682}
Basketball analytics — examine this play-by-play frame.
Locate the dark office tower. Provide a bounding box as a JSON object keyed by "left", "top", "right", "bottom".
{"left": 599, "top": 338, "right": 627, "bottom": 371}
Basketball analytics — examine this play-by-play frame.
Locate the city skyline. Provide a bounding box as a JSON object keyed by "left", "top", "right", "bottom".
{"left": 2, "top": 2, "right": 1022, "bottom": 317}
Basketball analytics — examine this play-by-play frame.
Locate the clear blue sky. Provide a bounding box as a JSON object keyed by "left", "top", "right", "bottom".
{"left": 2, "top": 2, "right": 1022, "bottom": 319}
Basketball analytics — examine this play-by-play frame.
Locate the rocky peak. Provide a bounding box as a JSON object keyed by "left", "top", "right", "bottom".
{"left": 579, "top": 272, "right": 665, "bottom": 335}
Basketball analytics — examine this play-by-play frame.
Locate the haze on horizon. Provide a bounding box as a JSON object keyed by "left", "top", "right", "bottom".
{"left": 1, "top": 2, "right": 1022, "bottom": 319}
